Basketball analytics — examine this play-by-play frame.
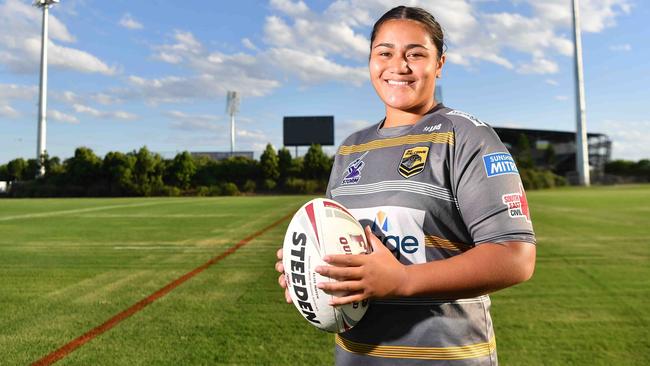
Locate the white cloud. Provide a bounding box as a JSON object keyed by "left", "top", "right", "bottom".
{"left": 545, "top": 79, "right": 559, "bottom": 86}
{"left": 242, "top": 38, "right": 258, "bottom": 51}
{"left": 268, "top": 48, "right": 367, "bottom": 85}
{"left": 119, "top": 13, "right": 143, "bottom": 30}
{"left": 335, "top": 119, "right": 373, "bottom": 140}
{"left": 72, "top": 103, "right": 137, "bottom": 120}
{"left": 90, "top": 93, "right": 122, "bottom": 105}
{"left": 170, "top": 119, "right": 220, "bottom": 132}
{"left": 259, "top": 0, "right": 631, "bottom": 80}
{"left": 526, "top": 0, "right": 632, "bottom": 33}
{"left": 138, "top": 30, "right": 282, "bottom": 103}
{"left": 50, "top": 109, "right": 79, "bottom": 124}
{"left": 0, "top": 83, "right": 37, "bottom": 100}
{"left": 518, "top": 57, "right": 559, "bottom": 74}
{"left": 48, "top": 41, "right": 117, "bottom": 75}
{"left": 0, "top": 0, "right": 116, "bottom": 75}
{"left": 600, "top": 120, "right": 650, "bottom": 160}
{"left": 609, "top": 43, "right": 631, "bottom": 51}
{"left": 0, "top": 104, "right": 20, "bottom": 118}
{"left": 119, "top": 72, "right": 279, "bottom": 105}
{"left": 270, "top": 0, "right": 310, "bottom": 17}
{"left": 237, "top": 128, "right": 266, "bottom": 141}
{"left": 554, "top": 95, "right": 569, "bottom": 101}
{"left": 164, "top": 110, "right": 224, "bottom": 132}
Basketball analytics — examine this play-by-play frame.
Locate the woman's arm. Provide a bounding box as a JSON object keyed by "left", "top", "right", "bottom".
{"left": 315, "top": 226, "right": 536, "bottom": 305}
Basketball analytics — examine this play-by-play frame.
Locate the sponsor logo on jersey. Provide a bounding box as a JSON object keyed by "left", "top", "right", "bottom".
{"left": 350, "top": 206, "right": 426, "bottom": 264}
{"left": 446, "top": 110, "right": 487, "bottom": 127}
{"left": 341, "top": 151, "right": 368, "bottom": 185}
{"left": 502, "top": 184, "right": 531, "bottom": 222}
{"left": 483, "top": 152, "right": 519, "bottom": 177}
{"left": 398, "top": 146, "right": 429, "bottom": 178}
{"left": 423, "top": 123, "right": 442, "bottom": 133}
{"left": 372, "top": 210, "right": 390, "bottom": 232}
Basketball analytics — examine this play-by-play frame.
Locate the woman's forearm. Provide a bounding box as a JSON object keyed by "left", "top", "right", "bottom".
{"left": 398, "top": 241, "right": 536, "bottom": 299}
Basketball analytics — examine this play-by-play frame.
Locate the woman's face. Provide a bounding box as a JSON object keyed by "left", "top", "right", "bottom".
{"left": 369, "top": 19, "right": 445, "bottom": 114}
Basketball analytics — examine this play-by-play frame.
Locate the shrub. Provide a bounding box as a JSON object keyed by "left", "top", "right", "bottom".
{"left": 262, "top": 179, "right": 277, "bottom": 191}
{"left": 242, "top": 179, "right": 256, "bottom": 193}
{"left": 220, "top": 182, "right": 240, "bottom": 196}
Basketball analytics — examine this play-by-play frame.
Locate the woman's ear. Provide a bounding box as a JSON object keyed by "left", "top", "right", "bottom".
{"left": 436, "top": 54, "right": 446, "bottom": 78}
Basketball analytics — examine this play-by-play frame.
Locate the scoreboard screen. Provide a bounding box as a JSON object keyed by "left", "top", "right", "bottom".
{"left": 283, "top": 116, "right": 334, "bottom": 146}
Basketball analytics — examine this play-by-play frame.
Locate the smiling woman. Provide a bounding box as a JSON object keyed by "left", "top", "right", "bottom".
{"left": 276, "top": 5, "right": 536, "bottom": 366}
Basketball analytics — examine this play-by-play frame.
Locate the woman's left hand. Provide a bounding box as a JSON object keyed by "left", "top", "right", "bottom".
{"left": 315, "top": 226, "right": 409, "bottom": 305}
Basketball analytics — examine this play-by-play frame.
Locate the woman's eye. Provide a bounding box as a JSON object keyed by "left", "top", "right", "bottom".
{"left": 407, "top": 53, "right": 423, "bottom": 58}
{"left": 379, "top": 52, "right": 391, "bottom": 57}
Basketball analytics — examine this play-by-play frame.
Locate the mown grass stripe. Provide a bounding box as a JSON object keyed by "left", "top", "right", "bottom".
{"left": 31, "top": 210, "right": 294, "bottom": 366}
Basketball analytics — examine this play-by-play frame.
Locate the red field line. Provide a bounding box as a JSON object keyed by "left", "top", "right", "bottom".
{"left": 32, "top": 211, "right": 294, "bottom": 366}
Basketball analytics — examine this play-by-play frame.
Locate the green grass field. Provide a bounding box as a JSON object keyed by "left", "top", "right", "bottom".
{"left": 0, "top": 186, "right": 649, "bottom": 365}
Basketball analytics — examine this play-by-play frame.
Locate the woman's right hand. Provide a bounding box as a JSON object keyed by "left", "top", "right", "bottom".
{"left": 276, "top": 248, "right": 292, "bottom": 303}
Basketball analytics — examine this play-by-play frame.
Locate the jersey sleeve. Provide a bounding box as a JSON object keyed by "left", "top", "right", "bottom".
{"left": 450, "top": 121, "right": 535, "bottom": 245}
{"left": 326, "top": 149, "right": 344, "bottom": 200}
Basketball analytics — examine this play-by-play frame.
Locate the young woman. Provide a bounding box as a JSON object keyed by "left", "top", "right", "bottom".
{"left": 276, "top": 6, "right": 536, "bottom": 365}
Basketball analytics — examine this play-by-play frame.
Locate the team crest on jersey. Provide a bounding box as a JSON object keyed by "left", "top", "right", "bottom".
{"left": 502, "top": 184, "right": 531, "bottom": 223}
{"left": 398, "top": 146, "right": 429, "bottom": 178}
{"left": 341, "top": 151, "right": 369, "bottom": 185}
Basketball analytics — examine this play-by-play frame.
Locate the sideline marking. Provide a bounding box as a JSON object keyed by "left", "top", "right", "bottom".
{"left": 0, "top": 200, "right": 195, "bottom": 222}
{"left": 31, "top": 211, "right": 294, "bottom": 366}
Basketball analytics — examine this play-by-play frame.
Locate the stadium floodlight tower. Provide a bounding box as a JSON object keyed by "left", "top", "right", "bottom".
{"left": 226, "top": 91, "right": 240, "bottom": 156}
{"left": 34, "top": 0, "right": 59, "bottom": 178}
{"left": 571, "top": 0, "right": 590, "bottom": 186}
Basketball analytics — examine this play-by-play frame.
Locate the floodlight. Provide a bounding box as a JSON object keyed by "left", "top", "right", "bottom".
{"left": 33, "top": 0, "right": 59, "bottom": 7}
{"left": 226, "top": 91, "right": 241, "bottom": 155}
{"left": 34, "top": 0, "right": 60, "bottom": 177}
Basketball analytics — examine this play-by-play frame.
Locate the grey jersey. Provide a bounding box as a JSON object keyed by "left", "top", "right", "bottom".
{"left": 326, "top": 104, "right": 535, "bottom": 365}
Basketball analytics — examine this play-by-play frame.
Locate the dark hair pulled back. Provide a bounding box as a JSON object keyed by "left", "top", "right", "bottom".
{"left": 370, "top": 6, "right": 446, "bottom": 59}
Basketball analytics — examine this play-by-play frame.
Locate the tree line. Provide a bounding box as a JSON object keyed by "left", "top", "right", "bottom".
{"left": 0, "top": 144, "right": 333, "bottom": 197}
{"left": 5, "top": 136, "right": 640, "bottom": 197}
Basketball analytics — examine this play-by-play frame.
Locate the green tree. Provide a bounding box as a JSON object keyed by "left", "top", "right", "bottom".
{"left": 166, "top": 151, "right": 196, "bottom": 189}
{"left": 516, "top": 134, "right": 534, "bottom": 169}
{"left": 220, "top": 156, "right": 259, "bottom": 186}
{"left": 192, "top": 156, "right": 220, "bottom": 187}
{"left": 0, "top": 164, "right": 8, "bottom": 181}
{"left": 132, "top": 146, "right": 165, "bottom": 196}
{"left": 260, "top": 144, "right": 280, "bottom": 181}
{"left": 41, "top": 152, "right": 64, "bottom": 179}
{"left": 302, "top": 144, "right": 332, "bottom": 180}
{"left": 278, "top": 147, "right": 292, "bottom": 183}
{"left": 64, "top": 147, "right": 102, "bottom": 186}
{"left": 25, "top": 159, "right": 40, "bottom": 180}
{"left": 104, "top": 151, "right": 136, "bottom": 195}
{"left": 543, "top": 144, "right": 556, "bottom": 169}
{"left": 6, "top": 158, "right": 27, "bottom": 181}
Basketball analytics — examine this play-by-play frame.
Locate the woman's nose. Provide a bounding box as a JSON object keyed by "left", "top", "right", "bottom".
{"left": 389, "top": 55, "right": 410, "bottom": 73}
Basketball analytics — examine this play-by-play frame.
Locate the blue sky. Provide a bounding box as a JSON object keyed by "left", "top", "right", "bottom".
{"left": 1, "top": 0, "right": 648, "bottom": 164}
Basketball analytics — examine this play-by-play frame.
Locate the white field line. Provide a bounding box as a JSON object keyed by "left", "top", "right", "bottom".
{"left": 0, "top": 199, "right": 195, "bottom": 222}
{"left": 77, "top": 213, "right": 231, "bottom": 218}
{"left": 112, "top": 246, "right": 210, "bottom": 250}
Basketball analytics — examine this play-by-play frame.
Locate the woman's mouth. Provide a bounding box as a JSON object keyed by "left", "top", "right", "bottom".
{"left": 385, "top": 79, "right": 414, "bottom": 86}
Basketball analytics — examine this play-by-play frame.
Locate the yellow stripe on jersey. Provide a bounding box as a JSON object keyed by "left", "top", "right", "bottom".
{"left": 335, "top": 335, "right": 496, "bottom": 360}
{"left": 424, "top": 235, "right": 473, "bottom": 252}
{"left": 338, "top": 132, "right": 454, "bottom": 156}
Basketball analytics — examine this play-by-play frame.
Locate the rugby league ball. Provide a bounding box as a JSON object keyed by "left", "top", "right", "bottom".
{"left": 282, "top": 198, "right": 370, "bottom": 333}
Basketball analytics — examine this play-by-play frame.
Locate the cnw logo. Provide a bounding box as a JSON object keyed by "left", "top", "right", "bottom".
{"left": 372, "top": 210, "right": 420, "bottom": 260}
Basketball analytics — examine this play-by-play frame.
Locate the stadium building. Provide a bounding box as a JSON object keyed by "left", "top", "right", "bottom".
{"left": 493, "top": 127, "right": 612, "bottom": 183}
{"left": 190, "top": 151, "right": 254, "bottom": 160}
